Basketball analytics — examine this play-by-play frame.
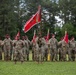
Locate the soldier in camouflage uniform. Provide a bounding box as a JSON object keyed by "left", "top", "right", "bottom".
{"left": 58, "top": 37, "right": 64, "bottom": 61}
{"left": 13, "top": 36, "right": 24, "bottom": 64}
{"left": 31, "top": 37, "right": 36, "bottom": 61}
{"left": 31, "top": 36, "right": 39, "bottom": 62}
{"left": 37, "top": 34, "right": 46, "bottom": 63}
{"left": 69, "top": 37, "right": 76, "bottom": 61}
{"left": 49, "top": 34, "right": 58, "bottom": 61}
{"left": 22, "top": 36, "right": 28, "bottom": 61}
{"left": 44, "top": 36, "right": 49, "bottom": 61}
{"left": 3, "top": 34, "right": 12, "bottom": 61}
{"left": 0, "top": 37, "right": 3, "bottom": 60}
{"left": 12, "top": 38, "right": 17, "bottom": 60}
{"left": 44, "top": 43, "right": 48, "bottom": 61}
{"left": 58, "top": 39, "right": 69, "bottom": 61}
{"left": 25, "top": 35, "right": 30, "bottom": 61}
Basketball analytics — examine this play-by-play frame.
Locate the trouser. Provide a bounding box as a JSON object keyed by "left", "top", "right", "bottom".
{"left": 4, "top": 49, "right": 11, "bottom": 60}
{"left": 45, "top": 49, "right": 48, "bottom": 61}
{"left": 23, "top": 47, "right": 27, "bottom": 61}
{"left": 50, "top": 48, "right": 57, "bottom": 61}
{"left": 32, "top": 50, "right": 34, "bottom": 61}
{"left": 75, "top": 50, "right": 76, "bottom": 61}
{"left": 0, "top": 51, "right": 2, "bottom": 60}
{"left": 58, "top": 48, "right": 62, "bottom": 61}
{"left": 14, "top": 50, "right": 24, "bottom": 62}
{"left": 36, "top": 47, "right": 45, "bottom": 62}
{"left": 26, "top": 50, "right": 29, "bottom": 61}
{"left": 32, "top": 46, "right": 38, "bottom": 61}
{"left": 71, "top": 49, "right": 75, "bottom": 61}
{"left": 67, "top": 48, "right": 72, "bottom": 61}
{"left": 0, "top": 48, "right": 2, "bottom": 60}
{"left": 61, "top": 47, "right": 67, "bottom": 61}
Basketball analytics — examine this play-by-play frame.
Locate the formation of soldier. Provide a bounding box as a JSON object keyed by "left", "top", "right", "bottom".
{"left": 0, "top": 33, "right": 76, "bottom": 64}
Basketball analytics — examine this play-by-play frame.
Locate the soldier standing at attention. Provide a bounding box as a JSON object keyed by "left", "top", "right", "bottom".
{"left": 12, "top": 37, "right": 17, "bottom": 61}
{"left": 0, "top": 37, "right": 3, "bottom": 60}
{"left": 58, "top": 38, "right": 69, "bottom": 61}
{"left": 3, "top": 34, "right": 12, "bottom": 61}
{"left": 31, "top": 35, "right": 39, "bottom": 62}
{"left": 13, "top": 36, "right": 24, "bottom": 64}
{"left": 49, "top": 34, "right": 58, "bottom": 61}
{"left": 58, "top": 38, "right": 63, "bottom": 61}
{"left": 25, "top": 35, "right": 30, "bottom": 61}
{"left": 37, "top": 33, "right": 46, "bottom": 63}
{"left": 22, "top": 36, "right": 28, "bottom": 61}
{"left": 69, "top": 36, "right": 76, "bottom": 61}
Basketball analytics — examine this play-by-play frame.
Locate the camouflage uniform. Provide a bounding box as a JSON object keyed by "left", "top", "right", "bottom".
{"left": 37, "top": 36, "right": 46, "bottom": 62}
{"left": 69, "top": 38, "right": 76, "bottom": 61}
{"left": 58, "top": 40, "right": 63, "bottom": 61}
{"left": 49, "top": 36, "right": 58, "bottom": 61}
{"left": 59, "top": 40, "right": 69, "bottom": 61}
{"left": 31, "top": 36, "right": 39, "bottom": 61}
{"left": 31, "top": 43, "right": 35, "bottom": 61}
{"left": 25, "top": 36, "right": 30, "bottom": 61}
{"left": 0, "top": 40, "right": 3, "bottom": 60}
{"left": 13, "top": 39, "right": 24, "bottom": 63}
{"left": 31, "top": 41, "right": 35, "bottom": 61}
{"left": 3, "top": 37, "right": 12, "bottom": 60}
{"left": 44, "top": 43, "right": 48, "bottom": 61}
{"left": 12, "top": 40, "right": 17, "bottom": 60}
{"left": 22, "top": 39, "right": 28, "bottom": 61}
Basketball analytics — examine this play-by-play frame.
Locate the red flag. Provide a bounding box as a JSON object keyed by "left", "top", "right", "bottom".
{"left": 23, "top": 5, "right": 41, "bottom": 33}
{"left": 46, "top": 29, "right": 50, "bottom": 43}
{"left": 15, "top": 31, "right": 20, "bottom": 40}
{"left": 32, "top": 30, "right": 36, "bottom": 43}
{"left": 64, "top": 31, "right": 68, "bottom": 43}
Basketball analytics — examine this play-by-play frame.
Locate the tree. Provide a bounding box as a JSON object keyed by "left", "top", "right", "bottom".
{"left": 58, "top": 0, "right": 76, "bottom": 26}
{"left": 0, "top": 0, "right": 17, "bottom": 39}
{"left": 61, "top": 22, "right": 74, "bottom": 39}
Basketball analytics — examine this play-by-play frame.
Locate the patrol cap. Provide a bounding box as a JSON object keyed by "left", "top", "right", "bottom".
{"left": 25, "top": 35, "right": 28, "bottom": 39}
{"left": 52, "top": 34, "right": 55, "bottom": 36}
{"left": 52, "top": 34, "right": 55, "bottom": 38}
{"left": 71, "top": 36, "right": 74, "bottom": 40}
{"left": 5, "top": 34, "right": 10, "bottom": 38}
{"left": 6, "top": 34, "right": 9, "bottom": 36}
{"left": 22, "top": 36, "right": 25, "bottom": 39}
{"left": 60, "top": 37, "right": 64, "bottom": 41}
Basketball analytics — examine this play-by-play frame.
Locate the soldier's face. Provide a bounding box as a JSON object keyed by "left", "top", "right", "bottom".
{"left": 25, "top": 36, "right": 27, "bottom": 40}
{"left": 52, "top": 35, "right": 55, "bottom": 38}
{"left": 6, "top": 36, "right": 9, "bottom": 39}
{"left": 72, "top": 38, "right": 74, "bottom": 41}
{"left": 17, "top": 36, "right": 20, "bottom": 40}
{"left": 22, "top": 36, "right": 25, "bottom": 40}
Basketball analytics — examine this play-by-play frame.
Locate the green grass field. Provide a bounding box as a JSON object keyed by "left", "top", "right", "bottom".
{"left": 0, "top": 61, "right": 76, "bottom": 75}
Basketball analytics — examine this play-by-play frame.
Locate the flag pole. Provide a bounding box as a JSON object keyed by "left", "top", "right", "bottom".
{"left": 38, "top": 5, "right": 42, "bottom": 36}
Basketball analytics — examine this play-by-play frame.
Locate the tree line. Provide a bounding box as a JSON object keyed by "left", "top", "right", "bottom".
{"left": 0, "top": 0, "right": 76, "bottom": 40}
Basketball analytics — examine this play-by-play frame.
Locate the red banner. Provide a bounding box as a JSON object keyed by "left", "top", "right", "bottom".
{"left": 46, "top": 29, "right": 50, "bottom": 43}
{"left": 23, "top": 5, "right": 41, "bottom": 33}
{"left": 15, "top": 31, "right": 20, "bottom": 40}
{"left": 64, "top": 31, "right": 68, "bottom": 43}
